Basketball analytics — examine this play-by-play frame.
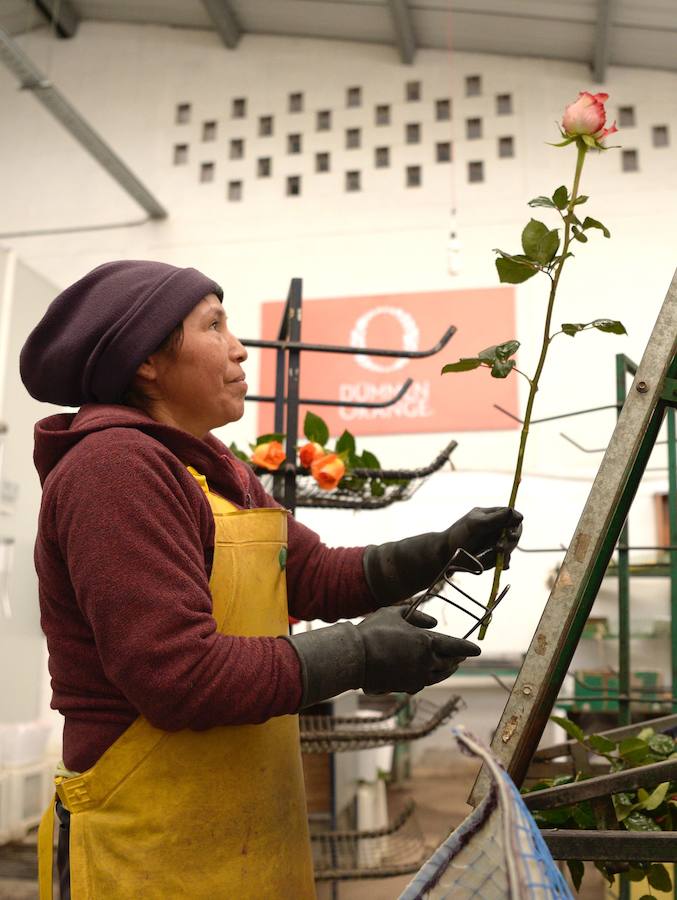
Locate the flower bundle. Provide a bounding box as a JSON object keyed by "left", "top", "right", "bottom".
{"left": 230, "top": 412, "right": 397, "bottom": 495}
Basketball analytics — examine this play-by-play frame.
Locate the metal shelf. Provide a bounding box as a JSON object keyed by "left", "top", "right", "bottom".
{"left": 300, "top": 695, "right": 462, "bottom": 753}
{"left": 311, "top": 801, "right": 431, "bottom": 881}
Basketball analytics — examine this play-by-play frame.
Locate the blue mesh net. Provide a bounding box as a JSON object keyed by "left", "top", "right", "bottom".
{"left": 399, "top": 727, "right": 574, "bottom": 900}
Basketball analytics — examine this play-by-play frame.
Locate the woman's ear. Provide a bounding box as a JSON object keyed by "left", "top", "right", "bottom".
{"left": 135, "top": 356, "right": 160, "bottom": 382}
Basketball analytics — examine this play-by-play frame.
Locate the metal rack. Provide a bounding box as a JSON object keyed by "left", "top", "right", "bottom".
{"left": 494, "top": 352, "right": 677, "bottom": 721}
{"left": 311, "top": 800, "right": 431, "bottom": 882}
{"left": 242, "top": 277, "right": 457, "bottom": 514}
{"left": 300, "top": 695, "right": 462, "bottom": 753}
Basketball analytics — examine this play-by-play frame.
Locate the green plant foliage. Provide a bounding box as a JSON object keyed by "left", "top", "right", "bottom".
{"left": 441, "top": 358, "right": 483, "bottom": 374}
{"left": 528, "top": 195, "right": 557, "bottom": 208}
{"left": 496, "top": 256, "right": 539, "bottom": 284}
{"left": 566, "top": 859, "right": 584, "bottom": 891}
{"left": 582, "top": 216, "right": 611, "bottom": 238}
{"left": 228, "top": 441, "right": 252, "bottom": 463}
{"left": 535, "top": 720, "right": 677, "bottom": 892}
{"left": 254, "top": 432, "right": 285, "bottom": 445}
{"left": 591, "top": 318, "right": 626, "bottom": 335}
{"left": 648, "top": 734, "right": 675, "bottom": 755}
{"left": 334, "top": 429, "right": 355, "bottom": 456}
{"left": 521, "top": 219, "right": 560, "bottom": 265}
{"left": 550, "top": 715, "right": 585, "bottom": 743}
{"left": 303, "top": 411, "right": 329, "bottom": 446}
{"left": 552, "top": 185, "right": 569, "bottom": 209}
{"left": 647, "top": 863, "right": 673, "bottom": 892}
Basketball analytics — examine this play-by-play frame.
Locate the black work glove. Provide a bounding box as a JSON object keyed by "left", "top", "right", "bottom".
{"left": 284, "top": 606, "right": 480, "bottom": 708}
{"left": 362, "top": 506, "right": 523, "bottom": 606}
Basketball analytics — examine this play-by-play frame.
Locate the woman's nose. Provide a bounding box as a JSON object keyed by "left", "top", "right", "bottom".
{"left": 232, "top": 335, "right": 248, "bottom": 363}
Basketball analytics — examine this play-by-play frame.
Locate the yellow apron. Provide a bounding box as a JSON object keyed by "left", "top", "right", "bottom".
{"left": 38, "top": 466, "right": 316, "bottom": 898}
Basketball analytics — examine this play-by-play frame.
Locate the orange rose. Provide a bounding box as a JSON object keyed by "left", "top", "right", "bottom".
{"left": 310, "top": 453, "right": 346, "bottom": 491}
{"left": 299, "top": 441, "right": 325, "bottom": 468}
{"left": 251, "top": 440, "right": 286, "bottom": 471}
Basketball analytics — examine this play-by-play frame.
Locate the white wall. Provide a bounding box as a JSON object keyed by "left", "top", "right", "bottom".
{"left": 0, "top": 250, "right": 60, "bottom": 723}
{"left": 0, "top": 23, "right": 675, "bottom": 718}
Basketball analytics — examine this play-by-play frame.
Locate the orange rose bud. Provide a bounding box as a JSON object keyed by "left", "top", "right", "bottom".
{"left": 310, "top": 453, "right": 346, "bottom": 491}
{"left": 251, "top": 440, "right": 286, "bottom": 471}
{"left": 299, "top": 441, "right": 325, "bottom": 468}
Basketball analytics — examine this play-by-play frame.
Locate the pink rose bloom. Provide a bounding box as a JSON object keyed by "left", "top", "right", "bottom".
{"left": 562, "top": 92, "right": 618, "bottom": 142}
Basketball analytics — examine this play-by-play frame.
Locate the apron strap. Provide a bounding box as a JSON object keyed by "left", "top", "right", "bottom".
{"left": 38, "top": 793, "right": 55, "bottom": 900}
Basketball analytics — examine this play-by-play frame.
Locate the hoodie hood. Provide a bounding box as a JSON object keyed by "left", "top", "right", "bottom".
{"left": 33, "top": 404, "right": 251, "bottom": 502}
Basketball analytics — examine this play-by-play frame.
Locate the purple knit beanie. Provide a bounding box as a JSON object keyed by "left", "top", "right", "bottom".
{"left": 20, "top": 260, "right": 223, "bottom": 406}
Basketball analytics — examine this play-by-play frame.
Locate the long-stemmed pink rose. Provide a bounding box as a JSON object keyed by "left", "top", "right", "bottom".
{"left": 442, "top": 90, "right": 625, "bottom": 639}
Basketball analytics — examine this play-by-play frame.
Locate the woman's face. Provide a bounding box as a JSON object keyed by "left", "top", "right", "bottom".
{"left": 140, "top": 293, "right": 248, "bottom": 438}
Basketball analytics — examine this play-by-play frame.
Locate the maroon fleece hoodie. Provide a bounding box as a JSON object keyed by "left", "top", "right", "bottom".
{"left": 34, "top": 404, "right": 377, "bottom": 771}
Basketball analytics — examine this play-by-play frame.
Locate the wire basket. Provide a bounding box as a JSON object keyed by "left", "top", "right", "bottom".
{"left": 256, "top": 439, "right": 458, "bottom": 509}
{"left": 300, "top": 695, "right": 462, "bottom": 753}
{"left": 311, "top": 800, "right": 431, "bottom": 881}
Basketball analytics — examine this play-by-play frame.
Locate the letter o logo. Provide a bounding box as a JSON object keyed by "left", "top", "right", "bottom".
{"left": 349, "top": 307, "right": 420, "bottom": 373}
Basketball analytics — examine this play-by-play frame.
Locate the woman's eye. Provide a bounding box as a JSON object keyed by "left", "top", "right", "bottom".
{"left": 211, "top": 320, "right": 220, "bottom": 329}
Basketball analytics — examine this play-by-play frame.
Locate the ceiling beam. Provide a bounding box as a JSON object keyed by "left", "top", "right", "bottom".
{"left": 387, "top": 0, "right": 416, "bottom": 65}
{"left": 201, "top": 0, "right": 242, "bottom": 49}
{"left": 0, "top": 28, "right": 167, "bottom": 219}
{"left": 592, "top": 0, "right": 613, "bottom": 83}
{"left": 33, "top": 0, "right": 80, "bottom": 39}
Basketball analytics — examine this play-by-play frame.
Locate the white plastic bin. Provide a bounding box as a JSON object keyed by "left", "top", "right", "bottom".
{"left": 4, "top": 760, "right": 53, "bottom": 841}
{"left": 2, "top": 721, "right": 51, "bottom": 767}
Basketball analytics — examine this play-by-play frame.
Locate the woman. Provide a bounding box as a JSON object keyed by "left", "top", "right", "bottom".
{"left": 21, "top": 260, "right": 522, "bottom": 899}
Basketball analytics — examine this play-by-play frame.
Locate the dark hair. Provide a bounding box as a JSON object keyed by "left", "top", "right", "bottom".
{"left": 121, "top": 322, "right": 184, "bottom": 412}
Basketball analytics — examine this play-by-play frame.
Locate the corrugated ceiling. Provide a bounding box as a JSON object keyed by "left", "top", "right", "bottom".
{"left": 2, "top": 0, "right": 677, "bottom": 73}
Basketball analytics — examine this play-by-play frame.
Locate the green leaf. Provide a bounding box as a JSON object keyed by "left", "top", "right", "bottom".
{"left": 641, "top": 782, "right": 670, "bottom": 811}
{"left": 572, "top": 195, "right": 589, "bottom": 206}
{"left": 255, "top": 432, "right": 285, "bottom": 444}
{"left": 478, "top": 345, "right": 498, "bottom": 362}
{"left": 521, "top": 219, "right": 548, "bottom": 258}
{"left": 303, "top": 411, "right": 329, "bottom": 446}
{"left": 648, "top": 863, "right": 673, "bottom": 892}
{"left": 228, "top": 442, "right": 252, "bottom": 464}
{"left": 550, "top": 715, "right": 585, "bottom": 743}
{"left": 360, "top": 450, "right": 381, "bottom": 470}
{"left": 587, "top": 734, "right": 617, "bottom": 753}
{"left": 619, "top": 737, "right": 651, "bottom": 764}
{"left": 572, "top": 227, "right": 588, "bottom": 243}
{"left": 628, "top": 865, "right": 648, "bottom": 882}
{"left": 624, "top": 811, "right": 662, "bottom": 832}
{"left": 561, "top": 322, "right": 587, "bottom": 337}
{"left": 582, "top": 216, "right": 611, "bottom": 238}
{"left": 552, "top": 185, "right": 568, "bottom": 209}
{"left": 648, "top": 734, "right": 675, "bottom": 756}
{"left": 491, "top": 359, "right": 516, "bottom": 379}
{"left": 581, "top": 133, "right": 597, "bottom": 148}
{"left": 571, "top": 800, "right": 596, "bottom": 829}
{"left": 566, "top": 859, "right": 584, "bottom": 892}
{"left": 335, "top": 430, "right": 355, "bottom": 456}
{"left": 495, "top": 256, "right": 538, "bottom": 284}
{"left": 638, "top": 727, "right": 655, "bottom": 742}
{"left": 594, "top": 862, "right": 615, "bottom": 885}
{"left": 442, "top": 358, "right": 482, "bottom": 374}
{"left": 613, "top": 792, "right": 637, "bottom": 821}
{"left": 533, "top": 807, "right": 573, "bottom": 826}
{"left": 495, "top": 339, "right": 520, "bottom": 359}
{"left": 528, "top": 195, "right": 556, "bottom": 208}
{"left": 369, "top": 479, "right": 385, "bottom": 498}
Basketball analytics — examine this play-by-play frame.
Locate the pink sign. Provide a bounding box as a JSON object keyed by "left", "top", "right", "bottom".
{"left": 257, "top": 288, "right": 519, "bottom": 437}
